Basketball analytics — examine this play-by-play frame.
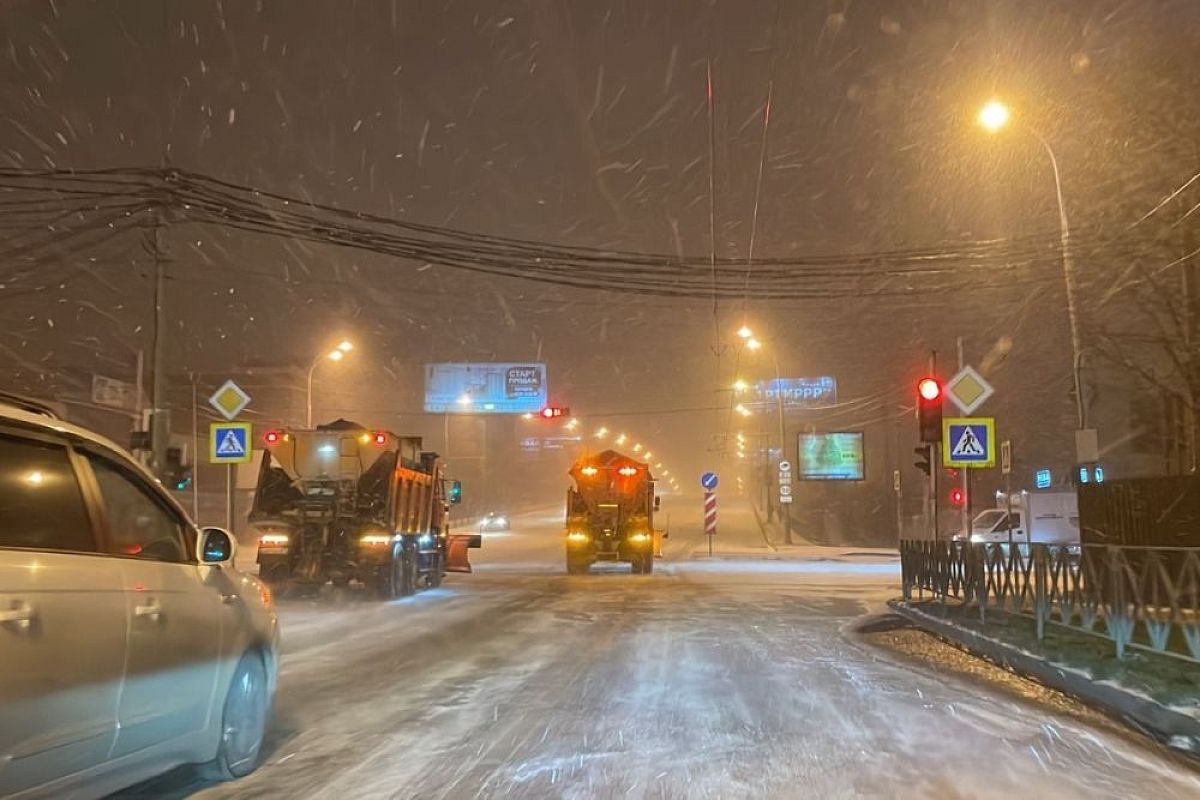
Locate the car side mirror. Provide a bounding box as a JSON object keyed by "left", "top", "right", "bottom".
{"left": 199, "top": 527, "right": 236, "bottom": 565}
{"left": 449, "top": 480, "right": 463, "bottom": 505}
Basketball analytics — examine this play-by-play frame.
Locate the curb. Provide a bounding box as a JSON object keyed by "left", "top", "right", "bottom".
{"left": 888, "top": 599, "right": 1200, "bottom": 757}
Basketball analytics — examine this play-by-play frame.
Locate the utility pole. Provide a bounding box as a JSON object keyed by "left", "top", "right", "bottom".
{"left": 147, "top": 209, "right": 170, "bottom": 476}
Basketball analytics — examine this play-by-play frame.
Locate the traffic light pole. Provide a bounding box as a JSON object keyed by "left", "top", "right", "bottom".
{"left": 930, "top": 351, "right": 939, "bottom": 542}
{"left": 957, "top": 337, "right": 970, "bottom": 540}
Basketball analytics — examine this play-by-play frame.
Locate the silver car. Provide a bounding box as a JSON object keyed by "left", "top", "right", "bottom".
{"left": 0, "top": 399, "right": 279, "bottom": 798}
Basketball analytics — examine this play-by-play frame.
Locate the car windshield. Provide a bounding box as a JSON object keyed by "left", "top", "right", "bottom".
{"left": 972, "top": 510, "right": 1008, "bottom": 531}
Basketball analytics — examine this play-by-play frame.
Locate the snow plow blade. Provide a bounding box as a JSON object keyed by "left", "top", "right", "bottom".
{"left": 446, "top": 534, "right": 479, "bottom": 573}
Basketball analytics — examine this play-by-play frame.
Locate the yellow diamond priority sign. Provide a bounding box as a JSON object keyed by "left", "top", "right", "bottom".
{"left": 208, "top": 379, "right": 251, "bottom": 421}
{"left": 946, "top": 365, "right": 994, "bottom": 415}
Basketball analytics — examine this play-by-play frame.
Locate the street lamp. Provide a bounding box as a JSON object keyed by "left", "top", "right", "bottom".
{"left": 744, "top": 336, "right": 795, "bottom": 544}
{"left": 737, "top": 325, "right": 754, "bottom": 340}
{"left": 307, "top": 341, "right": 353, "bottom": 427}
{"left": 978, "top": 99, "right": 1085, "bottom": 431}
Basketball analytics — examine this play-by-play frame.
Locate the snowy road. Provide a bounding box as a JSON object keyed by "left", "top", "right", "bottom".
{"left": 116, "top": 502, "right": 1200, "bottom": 799}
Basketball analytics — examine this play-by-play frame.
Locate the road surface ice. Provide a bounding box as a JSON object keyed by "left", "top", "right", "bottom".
{"left": 116, "top": 502, "right": 1200, "bottom": 799}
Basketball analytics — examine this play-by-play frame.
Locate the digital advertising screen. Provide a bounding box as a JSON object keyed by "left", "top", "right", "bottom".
{"left": 797, "top": 432, "right": 865, "bottom": 481}
{"left": 424, "top": 363, "right": 548, "bottom": 414}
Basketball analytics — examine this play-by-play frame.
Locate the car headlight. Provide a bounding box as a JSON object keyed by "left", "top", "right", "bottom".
{"left": 628, "top": 532, "right": 651, "bottom": 544}
{"left": 360, "top": 534, "right": 394, "bottom": 547}
{"left": 259, "top": 532, "right": 290, "bottom": 547}
{"left": 567, "top": 531, "right": 589, "bottom": 543}
{"left": 496, "top": 517, "right": 507, "bottom": 526}
{"left": 418, "top": 533, "right": 433, "bottom": 546}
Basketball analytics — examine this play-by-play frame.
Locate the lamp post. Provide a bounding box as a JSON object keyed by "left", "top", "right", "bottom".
{"left": 306, "top": 340, "right": 353, "bottom": 427}
{"left": 738, "top": 327, "right": 794, "bottom": 545}
{"left": 978, "top": 100, "right": 1086, "bottom": 431}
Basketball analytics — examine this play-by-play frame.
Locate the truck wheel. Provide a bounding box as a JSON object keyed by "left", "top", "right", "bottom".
{"left": 426, "top": 551, "right": 442, "bottom": 588}
{"left": 630, "top": 556, "right": 644, "bottom": 575}
{"left": 377, "top": 557, "right": 402, "bottom": 600}
{"left": 566, "top": 556, "right": 588, "bottom": 575}
{"left": 641, "top": 553, "right": 654, "bottom": 574}
{"left": 400, "top": 549, "right": 418, "bottom": 596}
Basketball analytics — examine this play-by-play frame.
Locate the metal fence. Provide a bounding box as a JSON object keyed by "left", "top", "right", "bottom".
{"left": 900, "top": 540, "right": 1200, "bottom": 664}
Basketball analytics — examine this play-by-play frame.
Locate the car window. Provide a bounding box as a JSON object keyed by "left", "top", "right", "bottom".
{"left": 0, "top": 433, "right": 96, "bottom": 552}
{"left": 87, "top": 455, "right": 188, "bottom": 563}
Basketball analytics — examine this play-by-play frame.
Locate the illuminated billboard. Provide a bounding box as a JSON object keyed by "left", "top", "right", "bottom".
{"left": 748, "top": 377, "right": 836, "bottom": 410}
{"left": 424, "top": 363, "right": 547, "bottom": 414}
{"left": 797, "top": 432, "right": 864, "bottom": 481}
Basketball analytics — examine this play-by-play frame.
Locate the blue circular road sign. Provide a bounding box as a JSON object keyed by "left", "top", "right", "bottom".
{"left": 700, "top": 471, "right": 719, "bottom": 490}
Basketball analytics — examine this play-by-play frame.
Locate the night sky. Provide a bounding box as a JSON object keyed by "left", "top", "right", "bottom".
{"left": 3, "top": 1, "right": 1198, "bottom": 508}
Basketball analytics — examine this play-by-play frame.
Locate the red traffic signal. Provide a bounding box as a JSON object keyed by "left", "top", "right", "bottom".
{"left": 948, "top": 487, "right": 966, "bottom": 507}
{"left": 263, "top": 430, "right": 282, "bottom": 446}
{"left": 540, "top": 406, "right": 568, "bottom": 419}
{"left": 917, "top": 376, "right": 943, "bottom": 443}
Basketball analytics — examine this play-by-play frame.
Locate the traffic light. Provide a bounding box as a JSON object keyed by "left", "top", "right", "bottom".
{"left": 540, "top": 406, "right": 569, "bottom": 419}
{"left": 914, "top": 445, "right": 933, "bottom": 476}
{"left": 948, "top": 486, "right": 966, "bottom": 507}
{"left": 917, "top": 377, "right": 943, "bottom": 443}
{"left": 163, "top": 445, "right": 192, "bottom": 492}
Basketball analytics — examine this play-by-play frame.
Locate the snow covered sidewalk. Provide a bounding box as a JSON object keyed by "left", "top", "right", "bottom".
{"left": 892, "top": 598, "right": 1200, "bottom": 757}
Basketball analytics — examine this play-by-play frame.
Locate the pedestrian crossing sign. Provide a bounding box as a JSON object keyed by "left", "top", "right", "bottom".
{"left": 209, "top": 422, "right": 253, "bottom": 464}
{"left": 942, "top": 417, "right": 995, "bottom": 468}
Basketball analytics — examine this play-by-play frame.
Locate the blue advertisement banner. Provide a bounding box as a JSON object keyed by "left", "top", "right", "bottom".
{"left": 425, "top": 363, "right": 548, "bottom": 414}
{"left": 750, "top": 377, "right": 837, "bottom": 410}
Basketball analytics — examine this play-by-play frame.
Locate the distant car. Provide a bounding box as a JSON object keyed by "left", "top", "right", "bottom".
{"left": 479, "top": 512, "right": 511, "bottom": 532}
{"left": 0, "top": 399, "right": 279, "bottom": 799}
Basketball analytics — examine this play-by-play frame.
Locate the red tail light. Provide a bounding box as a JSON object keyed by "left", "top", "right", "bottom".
{"left": 373, "top": 431, "right": 388, "bottom": 445}
{"left": 264, "top": 430, "right": 282, "bottom": 446}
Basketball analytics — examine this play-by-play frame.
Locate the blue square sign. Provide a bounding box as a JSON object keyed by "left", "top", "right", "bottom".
{"left": 942, "top": 417, "right": 995, "bottom": 468}
{"left": 209, "top": 422, "right": 253, "bottom": 464}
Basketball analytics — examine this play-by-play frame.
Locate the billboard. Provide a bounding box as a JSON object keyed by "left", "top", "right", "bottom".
{"left": 424, "top": 363, "right": 548, "bottom": 414}
{"left": 797, "top": 432, "right": 864, "bottom": 481}
{"left": 749, "top": 377, "right": 837, "bottom": 410}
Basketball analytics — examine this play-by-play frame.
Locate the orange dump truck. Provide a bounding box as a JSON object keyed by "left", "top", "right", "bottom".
{"left": 249, "top": 419, "right": 479, "bottom": 598}
{"left": 565, "top": 449, "right": 661, "bottom": 574}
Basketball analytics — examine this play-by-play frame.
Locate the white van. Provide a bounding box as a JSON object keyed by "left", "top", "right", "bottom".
{"left": 969, "top": 490, "right": 1079, "bottom": 546}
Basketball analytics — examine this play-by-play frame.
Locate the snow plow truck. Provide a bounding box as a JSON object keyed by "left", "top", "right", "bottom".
{"left": 249, "top": 419, "right": 478, "bottom": 598}
{"left": 565, "top": 449, "right": 661, "bottom": 574}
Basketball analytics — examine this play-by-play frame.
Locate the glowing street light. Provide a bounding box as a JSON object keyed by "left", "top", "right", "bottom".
{"left": 307, "top": 339, "right": 353, "bottom": 427}
{"left": 595, "top": 426, "right": 608, "bottom": 439}
{"left": 975, "top": 98, "right": 1085, "bottom": 431}
{"left": 977, "top": 99, "right": 1010, "bottom": 132}
{"left": 737, "top": 325, "right": 754, "bottom": 340}
{"left": 732, "top": 378, "right": 749, "bottom": 393}
{"left": 745, "top": 337, "right": 762, "bottom": 351}
{"left": 735, "top": 404, "right": 752, "bottom": 417}
{"left": 615, "top": 433, "right": 627, "bottom": 446}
